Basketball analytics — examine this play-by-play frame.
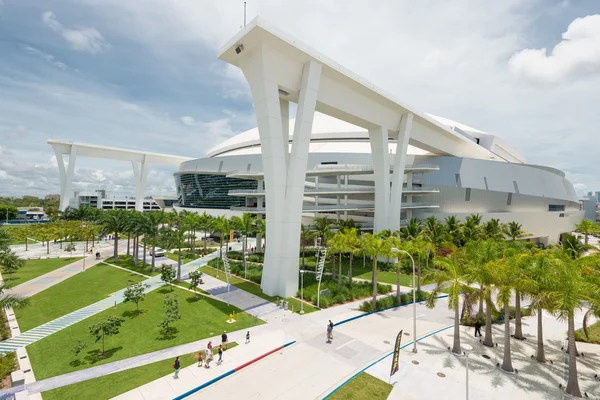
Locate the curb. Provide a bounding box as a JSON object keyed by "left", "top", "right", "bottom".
{"left": 172, "top": 340, "right": 296, "bottom": 400}
{"left": 323, "top": 324, "right": 453, "bottom": 399}
{"left": 334, "top": 294, "right": 449, "bottom": 327}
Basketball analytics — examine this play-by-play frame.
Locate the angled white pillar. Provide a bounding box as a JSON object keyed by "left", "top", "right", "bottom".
{"left": 240, "top": 44, "right": 321, "bottom": 296}
{"left": 280, "top": 99, "right": 290, "bottom": 170}
{"left": 55, "top": 145, "right": 77, "bottom": 211}
{"left": 369, "top": 126, "right": 390, "bottom": 233}
{"left": 132, "top": 155, "right": 148, "bottom": 212}
{"left": 388, "top": 113, "right": 413, "bottom": 231}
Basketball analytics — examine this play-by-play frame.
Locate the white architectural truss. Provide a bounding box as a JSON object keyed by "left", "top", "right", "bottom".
{"left": 218, "top": 17, "right": 504, "bottom": 297}
{"left": 48, "top": 140, "right": 191, "bottom": 212}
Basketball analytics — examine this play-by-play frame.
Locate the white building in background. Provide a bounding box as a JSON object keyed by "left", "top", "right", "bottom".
{"left": 70, "top": 190, "right": 177, "bottom": 212}
{"left": 173, "top": 18, "right": 583, "bottom": 297}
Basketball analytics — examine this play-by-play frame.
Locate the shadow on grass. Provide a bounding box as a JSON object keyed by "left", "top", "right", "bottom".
{"left": 158, "top": 287, "right": 174, "bottom": 294}
{"left": 121, "top": 309, "right": 146, "bottom": 319}
{"left": 84, "top": 346, "right": 123, "bottom": 365}
{"left": 157, "top": 327, "right": 179, "bottom": 341}
{"left": 185, "top": 296, "right": 204, "bottom": 303}
{"left": 69, "top": 359, "right": 84, "bottom": 367}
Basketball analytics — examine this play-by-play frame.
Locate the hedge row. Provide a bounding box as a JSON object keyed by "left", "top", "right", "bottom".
{"left": 207, "top": 257, "right": 263, "bottom": 285}
{"left": 358, "top": 290, "right": 429, "bottom": 312}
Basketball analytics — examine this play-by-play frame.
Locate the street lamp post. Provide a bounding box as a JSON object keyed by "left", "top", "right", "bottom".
{"left": 391, "top": 247, "right": 417, "bottom": 353}
{"left": 463, "top": 344, "right": 473, "bottom": 400}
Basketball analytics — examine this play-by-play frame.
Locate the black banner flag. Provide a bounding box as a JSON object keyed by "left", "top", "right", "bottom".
{"left": 390, "top": 330, "right": 403, "bottom": 377}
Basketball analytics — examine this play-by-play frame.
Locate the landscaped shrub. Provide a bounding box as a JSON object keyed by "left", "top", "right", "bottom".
{"left": 460, "top": 306, "right": 532, "bottom": 326}
{"left": 358, "top": 291, "right": 424, "bottom": 313}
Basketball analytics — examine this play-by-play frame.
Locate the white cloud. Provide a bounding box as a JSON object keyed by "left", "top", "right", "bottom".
{"left": 42, "top": 11, "right": 110, "bottom": 54}
{"left": 24, "top": 46, "right": 68, "bottom": 70}
{"left": 509, "top": 14, "right": 600, "bottom": 84}
{"left": 180, "top": 116, "right": 196, "bottom": 126}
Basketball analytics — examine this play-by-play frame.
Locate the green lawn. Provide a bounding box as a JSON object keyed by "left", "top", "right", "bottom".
{"left": 4, "top": 257, "right": 82, "bottom": 286}
{"left": 329, "top": 372, "right": 393, "bottom": 400}
{"left": 27, "top": 286, "right": 263, "bottom": 380}
{"left": 14, "top": 264, "right": 145, "bottom": 332}
{"left": 104, "top": 256, "right": 161, "bottom": 276}
{"left": 42, "top": 343, "right": 239, "bottom": 400}
{"left": 200, "top": 265, "right": 319, "bottom": 314}
{"left": 575, "top": 320, "right": 600, "bottom": 344}
{"left": 165, "top": 252, "right": 201, "bottom": 265}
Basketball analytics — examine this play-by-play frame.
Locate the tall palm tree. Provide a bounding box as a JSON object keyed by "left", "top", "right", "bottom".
{"left": 0, "top": 282, "right": 28, "bottom": 310}
{"left": 101, "top": 210, "right": 126, "bottom": 263}
{"left": 337, "top": 218, "right": 357, "bottom": 232}
{"left": 526, "top": 249, "right": 561, "bottom": 363}
{"left": 574, "top": 219, "right": 599, "bottom": 245}
{"left": 463, "top": 214, "right": 483, "bottom": 243}
{"left": 344, "top": 228, "right": 361, "bottom": 287}
{"left": 503, "top": 221, "right": 527, "bottom": 241}
{"left": 561, "top": 233, "right": 588, "bottom": 259}
{"left": 199, "top": 212, "right": 212, "bottom": 254}
{"left": 211, "top": 216, "right": 231, "bottom": 275}
{"left": 329, "top": 231, "right": 346, "bottom": 292}
{"left": 426, "top": 252, "right": 472, "bottom": 354}
{"left": 361, "top": 232, "right": 390, "bottom": 309}
{"left": 465, "top": 240, "right": 502, "bottom": 347}
{"left": 388, "top": 236, "right": 408, "bottom": 303}
{"left": 184, "top": 212, "right": 202, "bottom": 255}
{"left": 254, "top": 219, "right": 266, "bottom": 253}
{"left": 146, "top": 211, "right": 168, "bottom": 273}
{"left": 163, "top": 214, "right": 187, "bottom": 281}
{"left": 553, "top": 252, "right": 594, "bottom": 397}
{"left": 231, "top": 213, "right": 256, "bottom": 278}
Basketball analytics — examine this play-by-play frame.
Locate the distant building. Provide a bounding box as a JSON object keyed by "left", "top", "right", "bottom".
{"left": 17, "top": 208, "right": 48, "bottom": 221}
{"left": 69, "top": 190, "right": 176, "bottom": 212}
{"left": 45, "top": 194, "right": 61, "bottom": 201}
{"left": 581, "top": 194, "right": 599, "bottom": 222}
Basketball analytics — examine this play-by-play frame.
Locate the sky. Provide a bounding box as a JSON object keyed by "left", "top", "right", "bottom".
{"left": 0, "top": 0, "right": 599, "bottom": 199}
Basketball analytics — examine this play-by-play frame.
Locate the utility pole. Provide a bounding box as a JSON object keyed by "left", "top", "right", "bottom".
{"left": 243, "top": 1, "right": 247, "bottom": 27}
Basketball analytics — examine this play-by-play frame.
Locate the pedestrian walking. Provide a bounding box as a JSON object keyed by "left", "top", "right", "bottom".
{"left": 245, "top": 331, "right": 250, "bottom": 344}
{"left": 197, "top": 351, "right": 203, "bottom": 367}
{"left": 173, "top": 356, "right": 180, "bottom": 379}
{"left": 204, "top": 347, "right": 211, "bottom": 368}
{"left": 222, "top": 331, "right": 228, "bottom": 350}
{"left": 328, "top": 320, "right": 334, "bottom": 339}
{"left": 217, "top": 345, "right": 223, "bottom": 365}
{"left": 326, "top": 324, "right": 333, "bottom": 344}
{"left": 207, "top": 340, "right": 213, "bottom": 352}
{"left": 474, "top": 320, "right": 482, "bottom": 337}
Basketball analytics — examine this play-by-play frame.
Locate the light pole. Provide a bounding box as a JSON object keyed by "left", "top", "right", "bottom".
{"left": 300, "top": 269, "right": 305, "bottom": 314}
{"left": 391, "top": 247, "right": 417, "bottom": 353}
{"left": 463, "top": 344, "right": 473, "bottom": 400}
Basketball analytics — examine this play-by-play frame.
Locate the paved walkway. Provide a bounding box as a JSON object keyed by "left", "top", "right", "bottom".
{"left": 0, "top": 248, "right": 224, "bottom": 354}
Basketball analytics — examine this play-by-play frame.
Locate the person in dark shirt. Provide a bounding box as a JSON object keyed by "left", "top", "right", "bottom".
{"left": 173, "top": 356, "right": 180, "bottom": 379}
{"left": 222, "top": 331, "right": 228, "bottom": 350}
{"left": 474, "top": 320, "right": 482, "bottom": 337}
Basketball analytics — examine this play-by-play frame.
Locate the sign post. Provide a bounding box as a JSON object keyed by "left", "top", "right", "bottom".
{"left": 389, "top": 330, "right": 403, "bottom": 383}
{"left": 315, "top": 247, "right": 327, "bottom": 308}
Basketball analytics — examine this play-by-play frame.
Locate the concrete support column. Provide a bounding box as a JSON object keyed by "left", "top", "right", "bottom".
{"left": 241, "top": 44, "right": 321, "bottom": 296}
{"left": 389, "top": 113, "right": 413, "bottom": 231}
{"left": 281, "top": 99, "right": 290, "bottom": 170}
{"left": 406, "top": 172, "right": 413, "bottom": 220}
{"left": 56, "top": 145, "right": 77, "bottom": 211}
{"left": 369, "top": 126, "right": 390, "bottom": 233}
{"left": 132, "top": 155, "right": 148, "bottom": 212}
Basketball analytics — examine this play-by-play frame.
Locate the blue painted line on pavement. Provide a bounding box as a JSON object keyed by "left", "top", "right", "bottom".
{"left": 334, "top": 294, "right": 448, "bottom": 327}
{"left": 323, "top": 324, "right": 453, "bottom": 399}
{"left": 173, "top": 341, "right": 297, "bottom": 400}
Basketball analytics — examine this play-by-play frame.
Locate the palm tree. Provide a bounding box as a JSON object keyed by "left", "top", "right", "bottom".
{"left": 146, "top": 211, "right": 168, "bottom": 273}
{"left": 100, "top": 210, "right": 126, "bottom": 263}
{"left": 343, "top": 228, "right": 361, "bottom": 287}
{"left": 337, "top": 218, "right": 357, "bottom": 232}
{"left": 0, "top": 250, "right": 25, "bottom": 280}
{"left": 503, "top": 221, "right": 527, "bottom": 241}
{"left": 199, "top": 212, "right": 212, "bottom": 254}
{"left": 574, "top": 219, "right": 599, "bottom": 245}
{"left": 137, "top": 212, "right": 152, "bottom": 268}
{"left": 482, "top": 218, "right": 504, "bottom": 241}
{"left": 163, "top": 215, "right": 187, "bottom": 281}
{"left": 361, "top": 232, "right": 390, "bottom": 309}
{"left": 398, "top": 217, "right": 421, "bottom": 241}
{"left": 231, "top": 213, "right": 256, "bottom": 278}
{"left": 465, "top": 240, "right": 502, "bottom": 347}
{"left": 329, "top": 231, "right": 346, "bottom": 292}
{"left": 444, "top": 215, "right": 463, "bottom": 247}
{"left": 553, "top": 252, "right": 594, "bottom": 397}
{"left": 0, "top": 282, "right": 28, "bottom": 310}
{"left": 463, "top": 214, "right": 483, "bottom": 243}
{"left": 426, "top": 253, "right": 472, "bottom": 354}
{"left": 254, "top": 219, "right": 266, "bottom": 253}
{"left": 184, "top": 212, "right": 202, "bottom": 255}
{"left": 211, "top": 216, "right": 231, "bottom": 275}
{"left": 300, "top": 224, "right": 315, "bottom": 269}
{"left": 560, "top": 233, "right": 588, "bottom": 259}
{"left": 313, "top": 217, "right": 333, "bottom": 245}
{"left": 526, "top": 249, "right": 561, "bottom": 363}
{"left": 388, "top": 236, "right": 408, "bottom": 303}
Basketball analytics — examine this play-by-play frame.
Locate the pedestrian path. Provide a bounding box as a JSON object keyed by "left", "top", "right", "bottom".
{"left": 198, "top": 274, "right": 282, "bottom": 318}
{"left": 0, "top": 249, "right": 224, "bottom": 353}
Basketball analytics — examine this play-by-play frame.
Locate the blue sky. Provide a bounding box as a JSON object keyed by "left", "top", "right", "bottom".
{"left": 0, "top": 0, "right": 599, "bottom": 198}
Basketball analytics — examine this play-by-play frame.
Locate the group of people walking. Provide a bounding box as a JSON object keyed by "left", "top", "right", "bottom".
{"left": 173, "top": 330, "right": 250, "bottom": 378}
